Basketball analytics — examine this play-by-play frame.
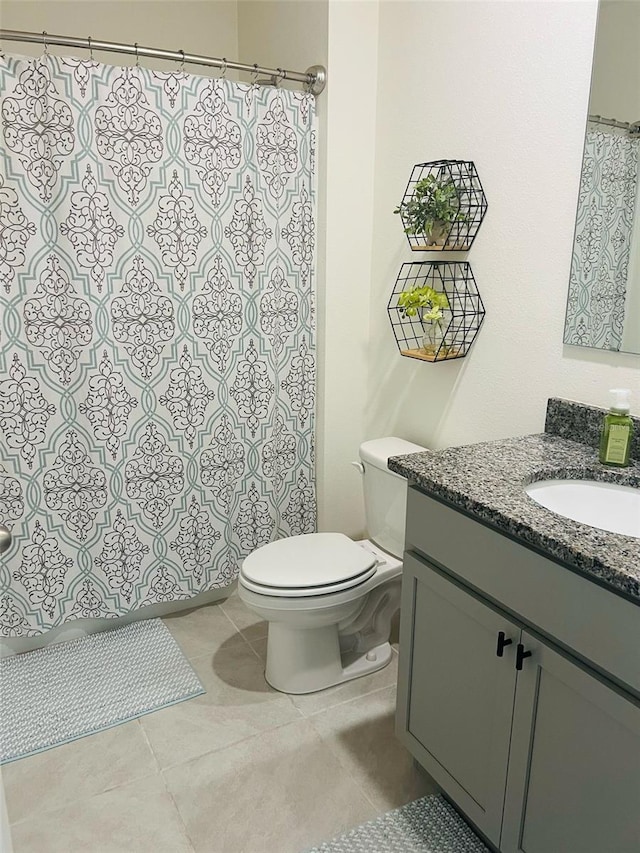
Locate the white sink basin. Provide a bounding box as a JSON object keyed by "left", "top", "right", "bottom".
{"left": 525, "top": 479, "right": 640, "bottom": 538}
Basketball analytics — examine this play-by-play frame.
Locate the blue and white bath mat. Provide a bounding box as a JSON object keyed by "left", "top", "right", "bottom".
{"left": 0, "top": 618, "right": 204, "bottom": 764}
{"left": 306, "top": 795, "right": 489, "bottom": 853}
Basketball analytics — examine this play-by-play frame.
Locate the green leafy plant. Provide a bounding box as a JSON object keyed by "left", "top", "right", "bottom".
{"left": 397, "top": 285, "right": 450, "bottom": 355}
{"left": 394, "top": 174, "right": 466, "bottom": 242}
{"left": 397, "top": 285, "right": 449, "bottom": 318}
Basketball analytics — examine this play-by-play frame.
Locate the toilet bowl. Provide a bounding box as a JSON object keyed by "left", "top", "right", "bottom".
{"left": 238, "top": 437, "right": 426, "bottom": 694}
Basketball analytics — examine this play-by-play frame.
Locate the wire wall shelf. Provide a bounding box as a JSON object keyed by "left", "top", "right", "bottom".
{"left": 388, "top": 262, "right": 486, "bottom": 362}
{"left": 396, "top": 160, "right": 488, "bottom": 252}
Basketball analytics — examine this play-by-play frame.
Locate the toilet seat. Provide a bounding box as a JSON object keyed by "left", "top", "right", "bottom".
{"left": 240, "top": 532, "right": 378, "bottom": 598}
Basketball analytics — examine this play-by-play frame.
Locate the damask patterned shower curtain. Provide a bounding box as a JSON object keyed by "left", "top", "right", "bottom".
{"left": 564, "top": 123, "right": 639, "bottom": 350}
{"left": 0, "top": 53, "right": 316, "bottom": 636}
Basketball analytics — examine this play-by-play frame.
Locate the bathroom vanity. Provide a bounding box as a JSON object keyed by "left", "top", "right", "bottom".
{"left": 390, "top": 399, "right": 640, "bottom": 853}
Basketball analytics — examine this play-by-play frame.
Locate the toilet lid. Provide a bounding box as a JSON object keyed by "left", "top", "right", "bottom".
{"left": 241, "top": 533, "right": 377, "bottom": 593}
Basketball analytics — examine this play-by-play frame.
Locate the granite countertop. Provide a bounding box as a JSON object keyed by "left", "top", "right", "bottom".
{"left": 388, "top": 432, "right": 640, "bottom": 602}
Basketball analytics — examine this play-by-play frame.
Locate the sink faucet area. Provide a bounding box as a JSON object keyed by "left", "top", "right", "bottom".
{"left": 388, "top": 397, "right": 640, "bottom": 601}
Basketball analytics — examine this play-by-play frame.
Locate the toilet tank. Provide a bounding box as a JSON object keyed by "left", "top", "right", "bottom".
{"left": 359, "top": 437, "right": 427, "bottom": 559}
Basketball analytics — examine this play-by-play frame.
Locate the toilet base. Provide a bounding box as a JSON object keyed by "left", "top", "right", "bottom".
{"left": 264, "top": 619, "right": 393, "bottom": 694}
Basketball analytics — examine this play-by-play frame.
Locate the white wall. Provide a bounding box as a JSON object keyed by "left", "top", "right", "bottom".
{"left": 0, "top": 0, "right": 238, "bottom": 71}
{"left": 239, "top": 0, "right": 378, "bottom": 537}
{"left": 320, "top": 1, "right": 378, "bottom": 536}
{"left": 236, "top": 0, "right": 640, "bottom": 532}
{"left": 589, "top": 0, "right": 640, "bottom": 121}
{"left": 365, "top": 0, "right": 639, "bottom": 457}
{"left": 238, "top": 0, "right": 327, "bottom": 78}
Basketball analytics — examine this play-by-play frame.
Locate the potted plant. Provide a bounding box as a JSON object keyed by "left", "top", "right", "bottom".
{"left": 394, "top": 174, "right": 467, "bottom": 248}
{"left": 397, "top": 284, "right": 450, "bottom": 357}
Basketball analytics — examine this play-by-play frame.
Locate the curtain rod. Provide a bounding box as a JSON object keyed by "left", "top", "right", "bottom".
{"left": 588, "top": 114, "right": 640, "bottom": 135}
{"left": 0, "top": 28, "right": 327, "bottom": 95}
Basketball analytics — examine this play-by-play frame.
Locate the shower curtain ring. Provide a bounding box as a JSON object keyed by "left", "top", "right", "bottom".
{"left": 134, "top": 42, "right": 140, "bottom": 68}
{"left": 220, "top": 57, "right": 227, "bottom": 79}
{"left": 179, "top": 49, "right": 185, "bottom": 73}
{"left": 42, "top": 31, "right": 49, "bottom": 56}
{"left": 87, "top": 36, "right": 94, "bottom": 61}
{"left": 276, "top": 68, "right": 286, "bottom": 87}
{"left": 252, "top": 63, "right": 259, "bottom": 86}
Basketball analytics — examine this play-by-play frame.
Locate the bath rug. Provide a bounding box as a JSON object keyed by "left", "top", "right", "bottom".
{"left": 305, "top": 794, "right": 489, "bottom": 853}
{"left": 0, "top": 619, "right": 204, "bottom": 764}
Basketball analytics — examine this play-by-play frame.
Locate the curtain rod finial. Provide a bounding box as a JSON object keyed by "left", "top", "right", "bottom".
{"left": 305, "top": 65, "right": 326, "bottom": 95}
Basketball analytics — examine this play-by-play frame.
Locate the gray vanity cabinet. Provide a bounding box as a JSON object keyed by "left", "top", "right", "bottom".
{"left": 401, "top": 553, "right": 520, "bottom": 843}
{"left": 501, "top": 632, "right": 640, "bottom": 853}
{"left": 397, "top": 488, "right": 640, "bottom": 853}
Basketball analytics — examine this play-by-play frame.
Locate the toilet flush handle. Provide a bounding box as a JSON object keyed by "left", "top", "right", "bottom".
{"left": 350, "top": 461, "right": 365, "bottom": 475}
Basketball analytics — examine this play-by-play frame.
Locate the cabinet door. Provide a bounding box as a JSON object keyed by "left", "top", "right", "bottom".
{"left": 501, "top": 632, "right": 640, "bottom": 853}
{"left": 396, "top": 552, "right": 520, "bottom": 845}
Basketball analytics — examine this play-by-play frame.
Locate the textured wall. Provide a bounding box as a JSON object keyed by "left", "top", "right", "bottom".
{"left": 589, "top": 0, "right": 640, "bottom": 121}
{"left": 366, "top": 0, "right": 639, "bottom": 456}
{"left": 239, "top": 1, "right": 378, "bottom": 538}
{"left": 0, "top": 1, "right": 238, "bottom": 72}
{"left": 238, "top": 0, "right": 639, "bottom": 536}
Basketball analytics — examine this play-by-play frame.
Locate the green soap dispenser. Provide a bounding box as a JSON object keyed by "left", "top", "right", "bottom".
{"left": 599, "top": 388, "right": 634, "bottom": 467}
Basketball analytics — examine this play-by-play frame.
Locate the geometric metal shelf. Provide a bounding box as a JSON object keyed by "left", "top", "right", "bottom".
{"left": 388, "top": 262, "right": 486, "bottom": 362}
{"left": 396, "top": 160, "right": 488, "bottom": 252}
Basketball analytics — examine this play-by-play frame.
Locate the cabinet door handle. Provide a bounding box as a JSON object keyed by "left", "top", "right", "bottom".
{"left": 515, "top": 643, "right": 533, "bottom": 671}
{"left": 496, "top": 631, "right": 513, "bottom": 657}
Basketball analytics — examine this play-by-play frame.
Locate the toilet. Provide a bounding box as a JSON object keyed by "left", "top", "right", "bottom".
{"left": 238, "top": 437, "right": 426, "bottom": 694}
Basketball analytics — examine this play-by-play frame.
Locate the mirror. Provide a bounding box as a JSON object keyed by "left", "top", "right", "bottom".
{"left": 564, "top": 0, "right": 640, "bottom": 354}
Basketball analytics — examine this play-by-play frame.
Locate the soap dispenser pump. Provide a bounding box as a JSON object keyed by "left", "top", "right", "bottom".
{"left": 599, "top": 389, "right": 633, "bottom": 467}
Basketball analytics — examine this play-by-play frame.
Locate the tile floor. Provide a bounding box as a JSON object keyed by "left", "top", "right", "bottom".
{"left": 2, "top": 592, "right": 438, "bottom": 853}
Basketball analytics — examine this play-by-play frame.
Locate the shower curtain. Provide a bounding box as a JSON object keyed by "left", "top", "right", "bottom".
{"left": 564, "top": 123, "right": 639, "bottom": 350}
{"left": 0, "top": 53, "right": 317, "bottom": 636}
